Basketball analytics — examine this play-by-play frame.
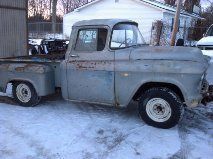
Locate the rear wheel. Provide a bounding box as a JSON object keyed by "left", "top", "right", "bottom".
{"left": 12, "top": 82, "right": 41, "bottom": 107}
{"left": 138, "top": 88, "right": 184, "bottom": 129}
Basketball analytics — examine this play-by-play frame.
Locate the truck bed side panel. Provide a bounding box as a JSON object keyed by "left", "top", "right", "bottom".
{"left": 0, "top": 63, "right": 55, "bottom": 96}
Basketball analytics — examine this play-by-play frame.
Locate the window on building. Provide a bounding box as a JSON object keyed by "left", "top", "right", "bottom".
{"left": 171, "top": 18, "right": 180, "bottom": 32}
{"left": 75, "top": 28, "right": 108, "bottom": 52}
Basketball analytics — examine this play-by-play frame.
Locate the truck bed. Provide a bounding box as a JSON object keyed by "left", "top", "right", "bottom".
{"left": 0, "top": 53, "right": 65, "bottom": 88}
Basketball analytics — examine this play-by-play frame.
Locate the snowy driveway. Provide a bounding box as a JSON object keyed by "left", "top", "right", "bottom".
{"left": 0, "top": 63, "right": 212, "bottom": 159}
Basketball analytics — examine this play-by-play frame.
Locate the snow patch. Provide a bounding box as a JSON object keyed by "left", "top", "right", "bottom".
{"left": 0, "top": 83, "right": 12, "bottom": 97}
{"left": 0, "top": 101, "right": 181, "bottom": 159}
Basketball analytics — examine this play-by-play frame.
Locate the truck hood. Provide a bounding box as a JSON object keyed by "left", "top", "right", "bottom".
{"left": 130, "top": 46, "right": 207, "bottom": 63}
{"left": 197, "top": 36, "right": 213, "bottom": 46}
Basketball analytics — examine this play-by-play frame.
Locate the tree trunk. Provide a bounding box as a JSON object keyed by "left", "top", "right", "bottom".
{"left": 52, "top": 0, "right": 57, "bottom": 36}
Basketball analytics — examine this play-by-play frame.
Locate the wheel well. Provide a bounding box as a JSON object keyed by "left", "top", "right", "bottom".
{"left": 9, "top": 80, "right": 35, "bottom": 90}
{"left": 132, "top": 82, "right": 184, "bottom": 102}
{"left": 10, "top": 80, "right": 28, "bottom": 85}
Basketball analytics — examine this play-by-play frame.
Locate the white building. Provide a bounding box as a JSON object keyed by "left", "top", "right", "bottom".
{"left": 63, "top": 0, "right": 201, "bottom": 45}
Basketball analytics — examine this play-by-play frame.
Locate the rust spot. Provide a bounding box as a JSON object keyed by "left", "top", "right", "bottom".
{"left": 0, "top": 64, "right": 10, "bottom": 71}
{"left": 68, "top": 60, "right": 112, "bottom": 70}
{"left": 15, "top": 67, "right": 25, "bottom": 72}
{"left": 1, "top": 63, "right": 46, "bottom": 73}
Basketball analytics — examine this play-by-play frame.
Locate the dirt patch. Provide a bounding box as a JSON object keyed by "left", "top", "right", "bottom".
{"left": 0, "top": 96, "right": 15, "bottom": 105}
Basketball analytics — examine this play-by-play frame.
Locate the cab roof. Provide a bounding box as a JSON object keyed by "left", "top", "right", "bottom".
{"left": 73, "top": 19, "right": 138, "bottom": 28}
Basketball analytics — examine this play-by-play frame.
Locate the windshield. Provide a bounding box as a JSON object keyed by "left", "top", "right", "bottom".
{"left": 206, "top": 25, "right": 213, "bottom": 36}
{"left": 110, "top": 23, "right": 146, "bottom": 49}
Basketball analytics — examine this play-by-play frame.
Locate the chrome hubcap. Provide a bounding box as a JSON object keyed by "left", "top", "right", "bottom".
{"left": 146, "top": 98, "right": 171, "bottom": 122}
{"left": 16, "top": 84, "right": 31, "bottom": 103}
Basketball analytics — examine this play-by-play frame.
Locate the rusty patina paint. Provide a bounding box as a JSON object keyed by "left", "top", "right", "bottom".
{"left": 13, "top": 64, "right": 46, "bottom": 73}
{"left": 0, "top": 63, "right": 47, "bottom": 74}
{"left": 69, "top": 60, "right": 113, "bottom": 71}
{"left": 0, "top": 64, "right": 10, "bottom": 71}
{"left": 15, "top": 67, "right": 25, "bottom": 72}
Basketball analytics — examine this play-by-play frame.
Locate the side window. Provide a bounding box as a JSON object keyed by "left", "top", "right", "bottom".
{"left": 111, "top": 30, "right": 134, "bottom": 48}
{"left": 75, "top": 28, "right": 108, "bottom": 52}
{"left": 110, "top": 24, "right": 144, "bottom": 49}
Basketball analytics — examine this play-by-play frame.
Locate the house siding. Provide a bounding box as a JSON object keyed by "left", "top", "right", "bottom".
{"left": 160, "top": 12, "right": 194, "bottom": 45}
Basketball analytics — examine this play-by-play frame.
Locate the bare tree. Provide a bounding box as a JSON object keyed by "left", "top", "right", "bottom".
{"left": 60, "top": 0, "right": 74, "bottom": 14}
{"left": 183, "top": 0, "right": 200, "bottom": 13}
{"left": 164, "top": 0, "right": 201, "bottom": 13}
{"left": 52, "top": 0, "right": 58, "bottom": 35}
{"left": 164, "top": 0, "right": 176, "bottom": 6}
{"left": 28, "top": 0, "right": 51, "bottom": 20}
{"left": 188, "top": 2, "right": 213, "bottom": 41}
{"left": 59, "top": 0, "right": 94, "bottom": 15}
{"left": 28, "top": 0, "right": 95, "bottom": 20}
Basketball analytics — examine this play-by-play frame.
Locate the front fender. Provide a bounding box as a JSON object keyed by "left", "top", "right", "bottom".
{"left": 129, "top": 78, "right": 187, "bottom": 106}
{"left": 115, "top": 71, "right": 201, "bottom": 107}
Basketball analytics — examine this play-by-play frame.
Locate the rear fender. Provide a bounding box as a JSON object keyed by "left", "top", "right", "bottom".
{"left": 0, "top": 63, "right": 55, "bottom": 96}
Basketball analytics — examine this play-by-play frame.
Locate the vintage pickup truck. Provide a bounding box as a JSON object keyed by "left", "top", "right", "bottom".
{"left": 0, "top": 19, "right": 210, "bottom": 128}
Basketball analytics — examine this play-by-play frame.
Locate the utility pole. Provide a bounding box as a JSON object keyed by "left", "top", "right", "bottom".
{"left": 170, "top": 0, "right": 182, "bottom": 46}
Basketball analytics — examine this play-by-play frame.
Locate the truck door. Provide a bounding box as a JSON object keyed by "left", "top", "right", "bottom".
{"left": 66, "top": 27, "right": 115, "bottom": 105}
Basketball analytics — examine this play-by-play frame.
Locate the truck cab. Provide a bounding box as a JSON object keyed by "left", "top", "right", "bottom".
{"left": 61, "top": 19, "right": 146, "bottom": 106}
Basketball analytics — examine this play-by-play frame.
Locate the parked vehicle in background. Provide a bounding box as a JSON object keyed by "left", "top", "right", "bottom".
{"left": 197, "top": 24, "right": 213, "bottom": 58}
{"left": 0, "top": 19, "right": 211, "bottom": 129}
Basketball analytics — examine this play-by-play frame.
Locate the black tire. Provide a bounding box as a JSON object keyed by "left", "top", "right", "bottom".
{"left": 138, "top": 87, "right": 184, "bottom": 129}
{"left": 12, "top": 81, "right": 41, "bottom": 107}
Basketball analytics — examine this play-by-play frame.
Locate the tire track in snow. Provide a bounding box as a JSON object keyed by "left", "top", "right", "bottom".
{"left": 0, "top": 119, "right": 61, "bottom": 159}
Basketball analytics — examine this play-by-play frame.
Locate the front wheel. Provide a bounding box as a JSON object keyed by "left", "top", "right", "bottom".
{"left": 12, "top": 82, "right": 41, "bottom": 107}
{"left": 138, "top": 88, "right": 184, "bottom": 129}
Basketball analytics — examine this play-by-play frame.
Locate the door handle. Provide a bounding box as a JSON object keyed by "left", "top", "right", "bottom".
{"left": 71, "top": 54, "right": 79, "bottom": 58}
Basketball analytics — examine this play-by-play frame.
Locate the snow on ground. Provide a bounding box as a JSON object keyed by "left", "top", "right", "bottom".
{"left": 202, "top": 50, "right": 213, "bottom": 63}
{"left": 207, "top": 60, "right": 213, "bottom": 84}
{"left": 0, "top": 62, "right": 213, "bottom": 159}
